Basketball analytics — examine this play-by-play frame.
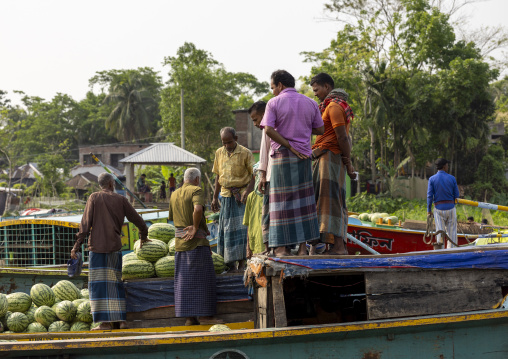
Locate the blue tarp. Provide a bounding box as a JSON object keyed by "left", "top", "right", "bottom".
{"left": 125, "top": 274, "right": 249, "bottom": 312}
{"left": 270, "top": 249, "right": 508, "bottom": 271}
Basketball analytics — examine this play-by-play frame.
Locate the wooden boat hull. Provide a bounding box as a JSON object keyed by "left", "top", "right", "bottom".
{"left": 1, "top": 310, "right": 507, "bottom": 358}
{"left": 347, "top": 222, "right": 470, "bottom": 254}
{"left": 0, "top": 267, "right": 87, "bottom": 295}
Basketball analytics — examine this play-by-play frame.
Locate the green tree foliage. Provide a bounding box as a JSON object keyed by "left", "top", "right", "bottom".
{"left": 160, "top": 42, "right": 268, "bottom": 165}
{"left": 471, "top": 145, "right": 508, "bottom": 200}
{"left": 90, "top": 68, "right": 163, "bottom": 142}
{"left": 304, "top": 0, "right": 497, "bottom": 188}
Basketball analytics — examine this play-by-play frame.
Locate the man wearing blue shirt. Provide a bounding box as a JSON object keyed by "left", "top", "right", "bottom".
{"left": 427, "top": 158, "right": 460, "bottom": 249}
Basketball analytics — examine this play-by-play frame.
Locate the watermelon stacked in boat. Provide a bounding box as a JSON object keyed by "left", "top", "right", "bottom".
{"left": 0, "top": 280, "right": 93, "bottom": 334}
{"left": 148, "top": 222, "right": 175, "bottom": 244}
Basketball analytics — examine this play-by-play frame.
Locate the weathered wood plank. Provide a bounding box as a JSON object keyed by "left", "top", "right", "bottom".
{"left": 126, "top": 300, "right": 253, "bottom": 321}
{"left": 365, "top": 269, "right": 508, "bottom": 294}
{"left": 257, "top": 286, "right": 267, "bottom": 329}
{"left": 367, "top": 286, "right": 502, "bottom": 320}
{"left": 272, "top": 278, "right": 287, "bottom": 327}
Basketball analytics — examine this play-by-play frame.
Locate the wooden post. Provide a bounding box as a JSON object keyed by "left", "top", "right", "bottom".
{"left": 271, "top": 277, "right": 287, "bottom": 327}
{"left": 257, "top": 286, "right": 268, "bottom": 329}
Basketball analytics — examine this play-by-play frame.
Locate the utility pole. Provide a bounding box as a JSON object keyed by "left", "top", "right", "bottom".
{"left": 180, "top": 88, "right": 185, "bottom": 149}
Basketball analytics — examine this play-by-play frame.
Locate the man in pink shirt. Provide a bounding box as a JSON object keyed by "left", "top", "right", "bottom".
{"left": 260, "top": 70, "right": 325, "bottom": 257}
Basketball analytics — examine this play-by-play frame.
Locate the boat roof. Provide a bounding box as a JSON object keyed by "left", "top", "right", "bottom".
{"left": 0, "top": 209, "right": 169, "bottom": 228}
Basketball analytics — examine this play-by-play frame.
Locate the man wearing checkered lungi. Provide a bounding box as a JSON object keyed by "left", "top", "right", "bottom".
{"left": 310, "top": 73, "right": 357, "bottom": 255}
{"left": 427, "top": 158, "right": 460, "bottom": 249}
{"left": 72, "top": 172, "right": 148, "bottom": 331}
{"left": 170, "top": 168, "right": 223, "bottom": 326}
{"left": 260, "top": 70, "right": 325, "bottom": 257}
{"left": 211, "top": 127, "right": 255, "bottom": 271}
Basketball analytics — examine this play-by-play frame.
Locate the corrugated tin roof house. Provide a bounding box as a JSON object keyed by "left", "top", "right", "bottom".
{"left": 120, "top": 143, "right": 206, "bottom": 199}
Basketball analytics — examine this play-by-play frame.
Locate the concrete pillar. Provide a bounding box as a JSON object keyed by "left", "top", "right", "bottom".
{"left": 125, "top": 163, "right": 135, "bottom": 194}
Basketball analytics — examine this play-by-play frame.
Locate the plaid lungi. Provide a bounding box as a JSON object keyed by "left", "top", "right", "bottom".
{"left": 175, "top": 246, "right": 217, "bottom": 317}
{"left": 313, "top": 150, "right": 348, "bottom": 243}
{"left": 218, "top": 196, "right": 248, "bottom": 264}
{"left": 262, "top": 182, "right": 270, "bottom": 244}
{"left": 89, "top": 252, "right": 126, "bottom": 322}
{"left": 268, "top": 147, "right": 320, "bottom": 247}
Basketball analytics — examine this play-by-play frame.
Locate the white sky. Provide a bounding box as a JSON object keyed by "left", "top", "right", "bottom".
{"left": 0, "top": 0, "right": 507, "bottom": 104}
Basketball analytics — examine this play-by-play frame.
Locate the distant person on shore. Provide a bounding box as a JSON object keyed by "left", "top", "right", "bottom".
{"left": 427, "top": 158, "right": 460, "bottom": 249}
{"left": 137, "top": 174, "right": 152, "bottom": 202}
{"left": 481, "top": 218, "right": 489, "bottom": 226}
{"left": 310, "top": 72, "right": 357, "bottom": 255}
{"left": 168, "top": 173, "right": 176, "bottom": 198}
{"left": 168, "top": 168, "right": 222, "bottom": 326}
{"left": 71, "top": 172, "right": 148, "bottom": 330}
{"left": 159, "top": 180, "right": 167, "bottom": 202}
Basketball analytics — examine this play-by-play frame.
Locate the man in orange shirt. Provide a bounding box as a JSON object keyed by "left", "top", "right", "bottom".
{"left": 310, "top": 73, "right": 356, "bottom": 255}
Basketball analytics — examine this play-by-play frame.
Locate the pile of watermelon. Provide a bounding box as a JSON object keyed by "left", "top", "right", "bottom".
{"left": 0, "top": 281, "right": 95, "bottom": 334}
{"left": 122, "top": 223, "right": 226, "bottom": 280}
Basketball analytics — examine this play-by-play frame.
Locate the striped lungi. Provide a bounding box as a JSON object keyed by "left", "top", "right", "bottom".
{"left": 268, "top": 147, "right": 320, "bottom": 247}
{"left": 262, "top": 182, "right": 270, "bottom": 244}
{"left": 313, "top": 150, "right": 348, "bottom": 243}
{"left": 89, "top": 252, "right": 126, "bottom": 322}
{"left": 218, "top": 196, "right": 248, "bottom": 264}
{"left": 175, "top": 246, "right": 217, "bottom": 317}
{"left": 434, "top": 207, "right": 458, "bottom": 248}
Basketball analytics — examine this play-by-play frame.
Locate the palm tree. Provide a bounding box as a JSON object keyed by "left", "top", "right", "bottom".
{"left": 104, "top": 73, "right": 155, "bottom": 141}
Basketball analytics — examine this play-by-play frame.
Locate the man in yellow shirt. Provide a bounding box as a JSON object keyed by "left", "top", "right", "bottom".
{"left": 169, "top": 168, "right": 222, "bottom": 326}
{"left": 212, "top": 127, "right": 255, "bottom": 271}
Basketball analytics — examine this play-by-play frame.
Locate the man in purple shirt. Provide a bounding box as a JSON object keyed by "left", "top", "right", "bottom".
{"left": 260, "top": 70, "right": 325, "bottom": 257}
{"left": 427, "top": 158, "right": 460, "bottom": 249}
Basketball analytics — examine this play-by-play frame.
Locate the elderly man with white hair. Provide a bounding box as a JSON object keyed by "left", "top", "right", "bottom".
{"left": 169, "top": 167, "right": 222, "bottom": 326}
{"left": 71, "top": 172, "right": 148, "bottom": 330}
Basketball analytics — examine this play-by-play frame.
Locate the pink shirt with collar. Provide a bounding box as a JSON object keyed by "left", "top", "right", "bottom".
{"left": 260, "top": 88, "right": 323, "bottom": 157}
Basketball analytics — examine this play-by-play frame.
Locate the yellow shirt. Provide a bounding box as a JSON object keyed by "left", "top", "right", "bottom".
{"left": 168, "top": 183, "right": 209, "bottom": 252}
{"left": 212, "top": 144, "right": 254, "bottom": 197}
{"left": 242, "top": 191, "right": 265, "bottom": 254}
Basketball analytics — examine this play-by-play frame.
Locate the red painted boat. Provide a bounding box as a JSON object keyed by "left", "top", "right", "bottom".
{"left": 346, "top": 217, "right": 471, "bottom": 254}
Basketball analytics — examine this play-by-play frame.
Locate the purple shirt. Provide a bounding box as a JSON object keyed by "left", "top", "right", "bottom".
{"left": 260, "top": 88, "right": 324, "bottom": 157}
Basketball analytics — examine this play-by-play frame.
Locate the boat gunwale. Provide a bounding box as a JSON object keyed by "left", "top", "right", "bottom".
{"left": 2, "top": 309, "right": 508, "bottom": 352}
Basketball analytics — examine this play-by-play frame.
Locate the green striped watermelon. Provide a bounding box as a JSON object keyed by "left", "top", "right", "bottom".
{"left": 7, "top": 312, "right": 29, "bottom": 333}
{"left": 52, "top": 280, "right": 81, "bottom": 301}
{"left": 26, "top": 322, "right": 47, "bottom": 333}
{"left": 147, "top": 223, "right": 175, "bottom": 243}
{"left": 123, "top": 252, "right": 139, "bottom": 263}
{"left": 70, "top": 321, "right": 91, "bottom": 332}
{"left": 1, "top": 311, "right": 12, "bottom": 330}
{"left": 0, "top": 293, "right": 8, "bottom": 317}
{"left": 34, "top": 306, "right": 58, "bottom": 328}
{"left": 80, "top": 288, "right": 89, "bottom": 299}
{"left": 167, "top": 238, "right": 176, "bottom": 255}
{"left": 48, "top": 321, "right": 70, "bottom": 332}
{"left": 55, "top": 301, "right": 77, "bottom": 322}
{"left": 24, "top": 305, "right": 36, "bottom": 323}
{"left": 7, "top": 292, "right": 32, "bottom": 313}
{"left": 90, "top": 322, "right": 102, "bottom": 330}
{"left": 122, "top": 259, "right": 155, "bottom": 279}
{"left": 212, "top": 252, "right": 226, "bottom": 274}
{"left": 30, "top": 283, "right": 56, "bottom": 307}
{"left": 134, "top": 238, "right": 168, "bottom": 262}
{"left": 154, "top": 256, "right": 175, "bottom": 277}
{"left": 72, "top": 299, "right": 87, "bottom": 308}
{"left": 76, "top": 301, "right": 93, "bottom": 323}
